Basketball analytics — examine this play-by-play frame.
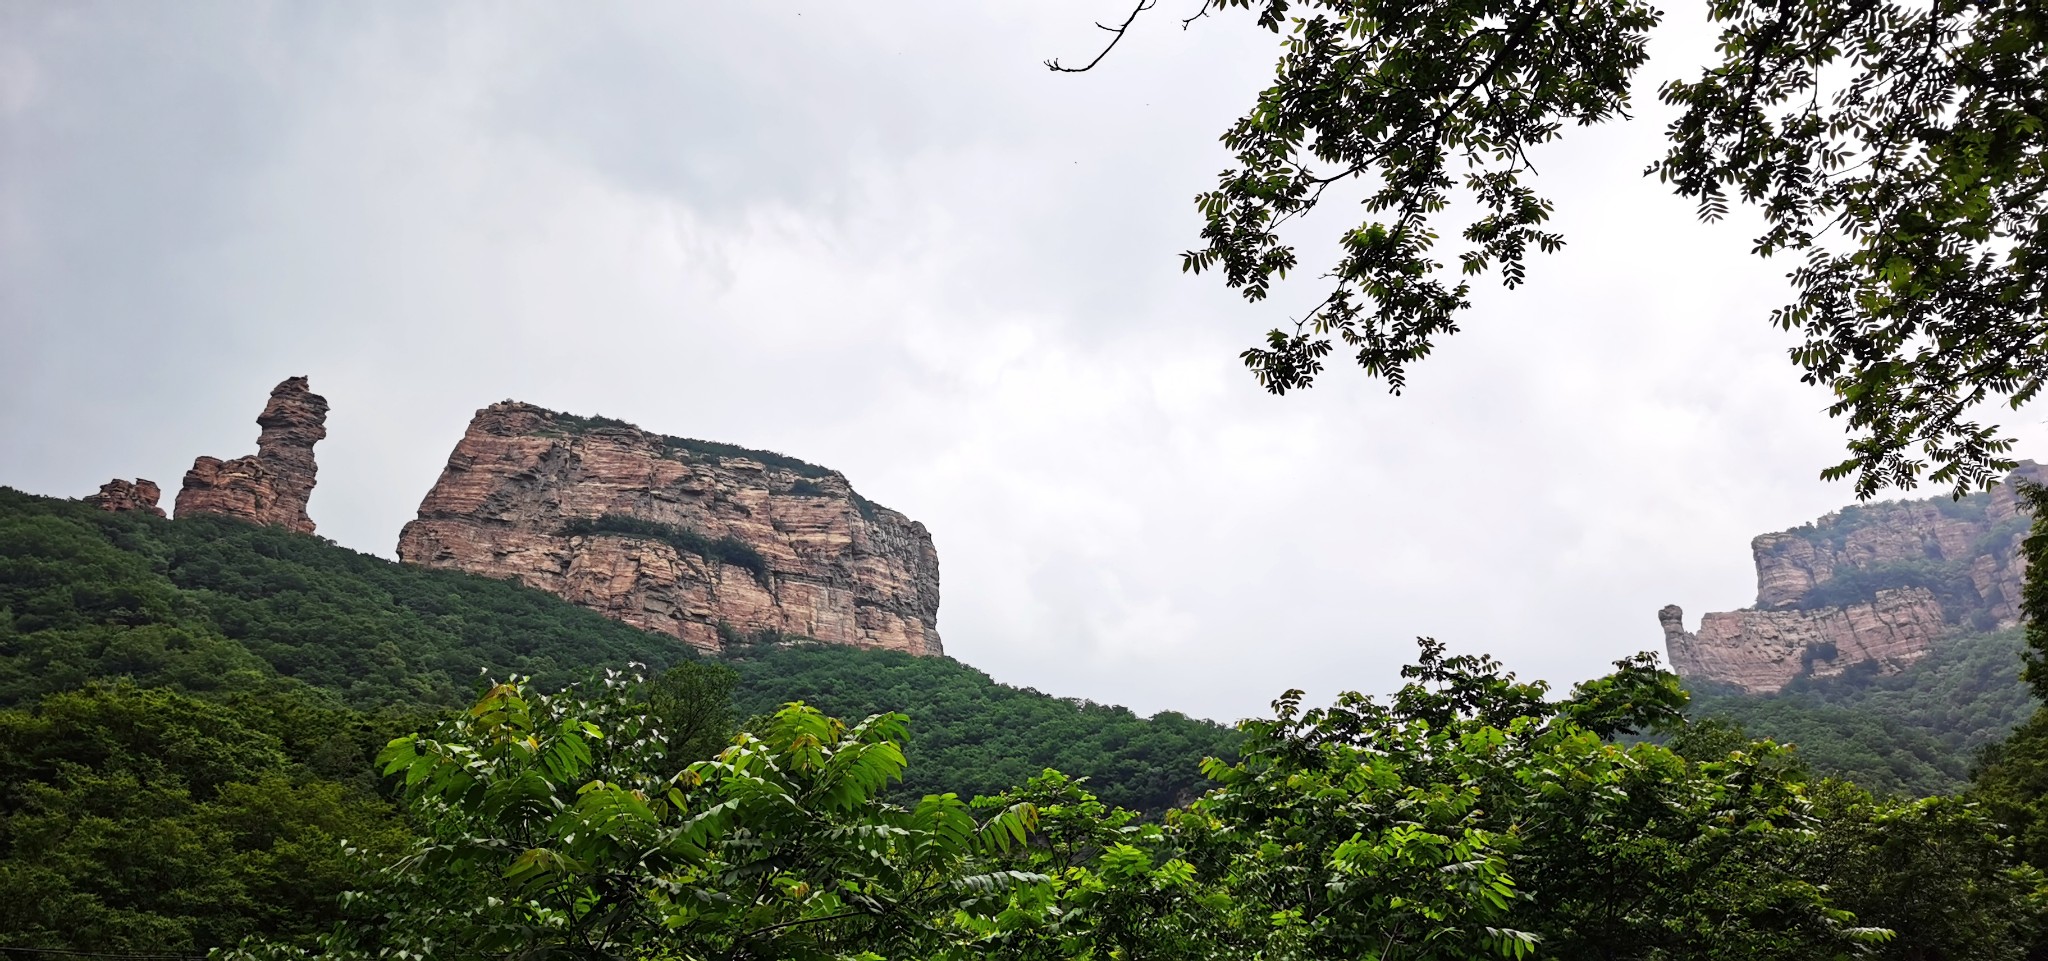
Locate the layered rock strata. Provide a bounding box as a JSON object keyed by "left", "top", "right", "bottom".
{"left": 86, "top": 478, "right": 165, "bottom": 517}
{"left": 1660, "top": 592, "right": 1947, "bottom": 693}
{"left": 174, "top": 377, "right": 328, "bottom": 534}
{"left": 1662, "top": 461, "right": 2043, "bottom": 693}
{"left": 396, "top": 402, "right": 942, "bottom": 656}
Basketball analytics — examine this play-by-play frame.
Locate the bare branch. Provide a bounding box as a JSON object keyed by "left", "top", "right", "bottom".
{"left": 1182, "top": 0, "right": 1217, "bottom": 29}
{"left": 1045, "top": 0, "right": 1157, "bottom": 73}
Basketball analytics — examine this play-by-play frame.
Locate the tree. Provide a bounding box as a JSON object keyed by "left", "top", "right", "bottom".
{"left": 1052, "top": 0, "right": 2047, "bottom": 497}
{"left": 252, "top": 669, "right": 1045, "bottom": 961}
{"left": 646, "top": 659, "right": 739, "bottom": 763}
{"left": 240, "top": 643, "right": 1964, "bottom": 961}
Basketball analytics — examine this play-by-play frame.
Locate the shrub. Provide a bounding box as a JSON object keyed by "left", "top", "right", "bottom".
{"left": 559, "top": 514, "right": 769, "bottom": 583}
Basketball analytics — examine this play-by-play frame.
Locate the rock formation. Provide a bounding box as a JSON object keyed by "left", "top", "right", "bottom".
{"left": 396, "top": 402, "right": 942, "bottom": 656}
{"left": 85, "top": 478, "right": 165, "bottom": 517}
{"left": 174, "top": 376, "right": 328, "bottom": 534}
{"left": 1660, "top": 592, "right": 1948, "bottom": 693}
{"left": 1661, "top": 461, "right": 2044, "bottom": 693}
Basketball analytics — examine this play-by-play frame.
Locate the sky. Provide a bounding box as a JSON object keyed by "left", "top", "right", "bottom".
{"left": 5, "top": 2, "right": 2044, "bottom": 724}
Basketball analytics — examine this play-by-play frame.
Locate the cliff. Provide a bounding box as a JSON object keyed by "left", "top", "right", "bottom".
{"left": 174, "top": 376, "right": 328, "bottom": 534}
{"left": 396, "top": 402, "right": 942, "bottom": 656}
{"left": 1662, "top": 461, "right": 2045, "bottom": 693}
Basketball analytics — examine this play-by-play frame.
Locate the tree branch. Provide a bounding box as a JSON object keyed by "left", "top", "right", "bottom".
{"left": 1046, "top": 0, "right": 1157, "bottom": 73}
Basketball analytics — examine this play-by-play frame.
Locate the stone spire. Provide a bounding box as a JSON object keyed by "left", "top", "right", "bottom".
{"left": 175, "top": 376, "right": 329, "bottom": 533}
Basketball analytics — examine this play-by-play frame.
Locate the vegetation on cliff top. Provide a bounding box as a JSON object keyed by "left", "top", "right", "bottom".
{"left": 537, "top": 405, "right": 842, "bottom": 480}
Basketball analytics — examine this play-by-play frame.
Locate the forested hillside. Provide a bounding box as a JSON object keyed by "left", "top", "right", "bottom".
{"left": 0, "top": 488, "right": 1235, "bottom": 951}
{"left": 729, "top": 642, "right": 1228, "bottom": 808}
{"left": 12, "top": 483, "right": 2048, "bottom": 960}
{"left": 1682, "top": 628, "right": 2035, "bottom": 794}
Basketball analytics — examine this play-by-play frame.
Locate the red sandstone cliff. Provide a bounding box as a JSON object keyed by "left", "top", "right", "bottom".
{"left": 1661, "top": 461, "right": 2044, "bottom": 693}
{"left": 174, "top": 377, "right": 328, "bottom": 534}
{"left": 396, "top": 402, "right": 942, "bottom": 656}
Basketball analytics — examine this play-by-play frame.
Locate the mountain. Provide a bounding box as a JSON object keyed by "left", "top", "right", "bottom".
{"left": 396, "top": 401, "right": 943, "bottom": 656}
{"left": 1658, "top": 465, "right": 2046, "bottom": 793}
{"left": 1660, "top": 462, "right": 2044, "bottom": 694}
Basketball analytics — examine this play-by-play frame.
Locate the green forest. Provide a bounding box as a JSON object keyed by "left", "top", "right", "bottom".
{"left": 0, "top": 489, "right": 1237, "bottom": 950}
{"left": 9, "top": 478, "right": 2048, "bottom": 960}
{"left": 1681, "top": 628, "right": 2037, "bottom": 795}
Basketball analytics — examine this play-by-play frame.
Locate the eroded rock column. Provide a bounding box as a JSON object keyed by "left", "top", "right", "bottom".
{"left": 175, "top": 376, "right": 329, "bottom": 534}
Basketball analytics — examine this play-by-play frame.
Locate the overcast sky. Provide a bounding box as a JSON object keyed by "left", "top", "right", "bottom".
{"left": 6, "top": 2, "right": 2043, "bottom": 723}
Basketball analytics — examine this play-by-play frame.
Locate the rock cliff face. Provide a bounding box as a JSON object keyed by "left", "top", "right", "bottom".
{"left": 174, "top": 377, "right": 328, "bottom": 534}
{"left": 86, "top": 478, "right": 165, "bottom": 517}
{"left": 1662, "top": 461, "right": 2044, "bottom": 693}
{"left": 396, "top": 402, "right": 942, "bottom": 656}
{"left": 1660, "top": 591, "right": 1948, "bottom": 693}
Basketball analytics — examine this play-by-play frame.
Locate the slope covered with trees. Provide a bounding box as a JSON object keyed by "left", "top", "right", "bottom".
{"left": 223, "top": 643, "right": 2048, "bottom": 961}
{"left": 728, "top": 642, "right": 1231, "bottom": 811}
{"left": 0, "top": 488, "right": 1237, "bottom": 952}
{"left": 1682, "top": 628, "right": 2035, "bottom": 795}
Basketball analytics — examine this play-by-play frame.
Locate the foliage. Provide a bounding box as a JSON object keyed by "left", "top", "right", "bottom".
{"left": 1808, "top": 781, "right": 2046, "bottom": 961}
{"left": 649, "top": 660, "right": 740, "bottom": 763}
{"left": 534, "top": 407, "right": 847, "bottom": 484}
{"left": 1171, "top": 640, "right": 1895, "bottom": 960}
{"left": 542, "top": 410, "right": 639, "bottom": 433}
{"left": 13, "top": 487, "right": 2048, "bottom": 957}
{"left": 1790, "top": 561, "right": 1980, "bottom": 622}
{"left": 1651, "top": 0, "right": 2048, "bottom": 496}
{"left": 2022, "top": 481, "right": 2048, "bottom": 699}
{"left": 559, "top": 513, "right": 770, "bottom": 583}
{"left": 230, "top": 640, "right": 2036, "bottom": 961}
{"left": 1068, "top": 0, "right": 2048, "bottom": 496}
{"left": 0, "top": 683, "right": 413, "bottom": 952}
{"left": 1181, "top": 0, "right": 1654, "bottom": 402}
{"left": 726, "top": 641, "right": 1239, "bottom": 813}
{"left": 1978, "top": 486, "right": 2048, "bottom": 871}
{"left": 0, "top": 487, "right": 695, "bottom": 709}
{"left": 1686, "top": 628, "right": 2035, "bottom": 794}
{"left": 252, "top": 671, "right": 1049, "bottom": 961}
{"left": 0, "top": 488, "right": 1230, "bottom": 813}
{"left": 1973, "top": 708, "right": 2048, "bottom": 869}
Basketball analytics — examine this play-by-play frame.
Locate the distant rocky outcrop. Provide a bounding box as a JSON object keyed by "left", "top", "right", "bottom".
{"left": 86, "top": 478, "right": 165, "bottom": 517}
{"left": 396, "top": 402, "right": 943, "bottom": 656}
{"left": 174, "top": 376, "right": 328, "bottom": 534}
{"left": 1662, "top": 461, "right": 2045, "bottom": 693}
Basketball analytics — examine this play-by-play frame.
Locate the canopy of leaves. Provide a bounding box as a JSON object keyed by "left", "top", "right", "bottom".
{"left": 726, "top": 640, "right": 1238, "bottom": 813}
{"left": 0, "top": 683, "right": 414, "bottom": 952}
{"left": 1074, "top": 0, "right": 2048, "bottom": 497}
{"left": 226, "top": 640, "right": 2046, "bottom": 961}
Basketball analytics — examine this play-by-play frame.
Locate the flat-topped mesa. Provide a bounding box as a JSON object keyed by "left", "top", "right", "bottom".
{"left": 395, "top": 402, "right": 942, "bottom": 656}
{"left": 174, "top": 377, "right": 329, "bottom": 534}
{"left": 86, "top": 478, "right": 165, "bottom": 517}
{"left": 1661, "top": 461, "right": 2044, "bottom": 693}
